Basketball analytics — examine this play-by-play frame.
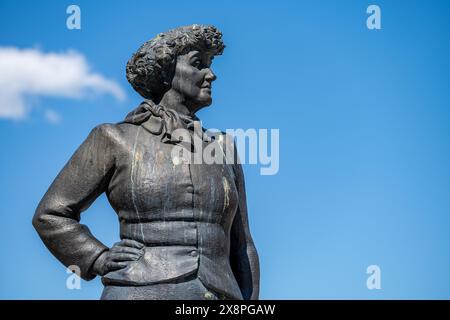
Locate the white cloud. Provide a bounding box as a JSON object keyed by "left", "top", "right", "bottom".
{"left": 0, "top": 47, "right": 126, "bottom": 120}
{"left": 44, "top": 109, "right": 62, "bottom": 124}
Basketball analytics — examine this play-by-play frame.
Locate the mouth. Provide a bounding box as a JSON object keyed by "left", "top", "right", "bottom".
{"left": 200, "top": 86, "right": 212, "bottom": 95}
{"left": 200, "top": 82, "right": 212, "bottom": 90}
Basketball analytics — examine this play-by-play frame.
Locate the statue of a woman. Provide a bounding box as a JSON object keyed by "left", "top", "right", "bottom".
{"left": 32, "top": 24, "right": 260, "bottom": 300}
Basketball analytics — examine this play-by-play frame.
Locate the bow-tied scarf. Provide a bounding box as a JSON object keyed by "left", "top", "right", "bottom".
{"left": 121, "top": 100, "right": 213, "bottom": 151}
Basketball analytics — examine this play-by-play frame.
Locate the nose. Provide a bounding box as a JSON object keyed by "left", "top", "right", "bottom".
{"left": 204, "top": 68, "right": 216, "bottom": 82}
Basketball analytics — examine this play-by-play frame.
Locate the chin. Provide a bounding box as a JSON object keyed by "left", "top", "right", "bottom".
{"left": 197, "top": 96, "right": 213, "bottom": 107}
{"left": 204, "top": 98, "right": 213, "bottom": 106}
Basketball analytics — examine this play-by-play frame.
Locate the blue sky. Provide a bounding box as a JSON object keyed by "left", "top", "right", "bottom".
{"left": 1, "top": 0, "right": 450, "bottom": 299}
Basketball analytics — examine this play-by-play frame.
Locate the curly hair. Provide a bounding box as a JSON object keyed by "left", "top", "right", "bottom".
{"left": 126, "top": 24, "right": 225, "bottom": 102}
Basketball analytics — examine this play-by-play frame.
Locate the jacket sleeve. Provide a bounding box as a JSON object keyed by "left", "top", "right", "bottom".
{"left": 229, "top": 147, "right": 260, "bottom": 300}
{"left": 32, "top": 124, "right": 116, "bottom": 280}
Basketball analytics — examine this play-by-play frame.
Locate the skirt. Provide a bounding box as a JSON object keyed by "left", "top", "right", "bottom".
{"left": 100, "top": 274, "right": 230, "bottom": 300}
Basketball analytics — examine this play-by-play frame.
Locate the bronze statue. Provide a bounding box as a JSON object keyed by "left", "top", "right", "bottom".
{"left": 32, "top": 24, "right": 260, "bottom": 300}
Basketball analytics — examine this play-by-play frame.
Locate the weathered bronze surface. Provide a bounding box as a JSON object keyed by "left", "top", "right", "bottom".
{"left": 33, "top": 24, "right": 260, "bottom": 300}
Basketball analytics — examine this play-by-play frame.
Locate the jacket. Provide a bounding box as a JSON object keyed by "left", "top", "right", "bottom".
{"left": 32, "top": 102, "right": 260, "bottom": 300}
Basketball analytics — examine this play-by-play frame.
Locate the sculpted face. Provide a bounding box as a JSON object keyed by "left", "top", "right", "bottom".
{"left": 171, "top": 50, "right": 216, "bottom": 112}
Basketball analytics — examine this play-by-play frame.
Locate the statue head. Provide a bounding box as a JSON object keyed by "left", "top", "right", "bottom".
{"left": 126, "top": 24, "right": 225, "bottom": 112}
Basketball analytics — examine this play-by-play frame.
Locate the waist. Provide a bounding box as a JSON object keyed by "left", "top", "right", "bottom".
{"left": 120, "top": 220, "right": 229, "bottom": 248}
{"left": 118, "top": 208, "right": 235, "bottom": 225}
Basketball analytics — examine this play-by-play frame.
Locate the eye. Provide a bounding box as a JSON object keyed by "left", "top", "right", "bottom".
{"left": 192, "top": 59, "right": 202, "bottom": 68}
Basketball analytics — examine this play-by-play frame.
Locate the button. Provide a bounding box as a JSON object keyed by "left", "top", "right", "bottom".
{"left": 172, "top": 156, "right": 181, "bottom": 165}
{"left": 204, "top": 291, "right": 215, "bottom": 300}
{"left": 186, "top": 185, "right": 194, "bottom": 193}
{"left": 189, "top": 250, "right": 198, "bottom": 257}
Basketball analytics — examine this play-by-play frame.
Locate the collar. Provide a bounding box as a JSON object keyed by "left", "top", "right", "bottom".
{"left": 121, "top": 99, "right": 212, "bottom": 144}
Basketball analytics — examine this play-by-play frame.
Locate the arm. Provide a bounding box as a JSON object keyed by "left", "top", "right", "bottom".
{"left": 32, "top": 124, "right": 116, "bottom": 280}
{"left": 229, "top": 161, "right": 260, "bottom": 300}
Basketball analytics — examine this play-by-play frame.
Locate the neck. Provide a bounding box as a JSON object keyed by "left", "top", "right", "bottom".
{"left": 159, "top": 89, "right": 196, "bottom": 116}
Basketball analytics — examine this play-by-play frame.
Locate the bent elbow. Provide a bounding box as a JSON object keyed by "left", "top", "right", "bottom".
{"left": 32, "top": 201, "right": 56, "bottom": 235}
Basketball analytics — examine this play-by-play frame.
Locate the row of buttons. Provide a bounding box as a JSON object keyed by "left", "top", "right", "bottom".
{"left": 190, "top": 249, "right": 198, "bottom": 257}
